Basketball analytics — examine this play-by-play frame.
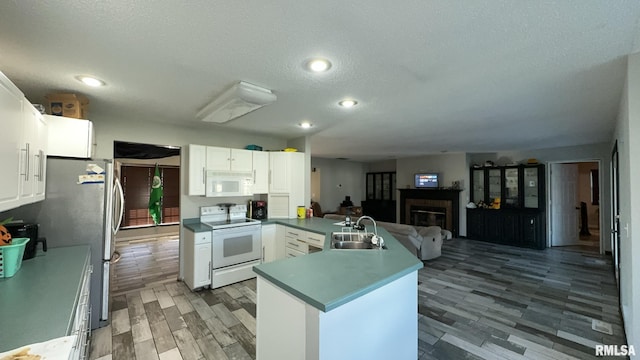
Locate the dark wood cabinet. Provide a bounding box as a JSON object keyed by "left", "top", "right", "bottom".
{"left": 466, "top": 209, "right": 546, "bottom": 249}
{"left": 466, "top": 164, "right": 546, "bottom": 249}
{"left": 363, "top": 172, "right": 396, "bottom": 222}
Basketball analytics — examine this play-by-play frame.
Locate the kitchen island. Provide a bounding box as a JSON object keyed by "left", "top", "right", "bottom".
{"left": 253, "top": 217, "right": 423, "bottom": 360}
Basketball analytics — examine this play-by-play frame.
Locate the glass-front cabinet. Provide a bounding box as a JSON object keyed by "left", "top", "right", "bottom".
{"left": 503, "top": 167, "right": 519, "bottom": 207}
{"left": 469, "top": 164, "right": 544, "bottom": 210}
{"left": 363, "top": 172, "right": 396, "bottom": 222}
{"left": 366, "top": 172, "right": 396, "bottom": 201}
{"left": 523, "top": 166, "right": 541, "bottom": 208}
{"left": 467, "top": 164, "right": 546, "bottom": 249}
{"left": 488, "top": 169, "right": 502, "bottom": 203}
{"left": 472, "top": 169, "right": 485, "bottom": 203}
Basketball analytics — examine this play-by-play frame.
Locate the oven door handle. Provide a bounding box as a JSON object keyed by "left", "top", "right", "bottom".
{"left": 211, "top": 225, "right": 261, "bottom": 235}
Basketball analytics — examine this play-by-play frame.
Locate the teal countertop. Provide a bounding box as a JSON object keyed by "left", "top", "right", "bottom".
{"left": 0, "top": 246, "right": 90, "bottom": 352}
{"left": 253, "top": 218, "right": 423, "bottom": 312}
{"left": 183, "top": 218, "right": 213, "bottom": 232}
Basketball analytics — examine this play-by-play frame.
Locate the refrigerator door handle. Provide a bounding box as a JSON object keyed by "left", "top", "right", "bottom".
{"left": 101, "top": 262, "right": 110, "bottom": 321}
{"left": 113, "top": 177, "right": 125, "bottom": 235}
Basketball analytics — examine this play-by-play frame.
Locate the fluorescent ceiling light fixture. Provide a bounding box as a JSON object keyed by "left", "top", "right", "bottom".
{"left": 299, "top": 121, "right": 313, "bottom": 129}
{"left": 339, "top": 99, "right": 358, "bottom": 108}
{"left": 197, "top": 81, "right": 277, "bottom": 123}
{"left": 307, "top": 58, "right": 331, "bottom": 72}
{"left": 76, "top": 75, "right": 105, "bottom": 87}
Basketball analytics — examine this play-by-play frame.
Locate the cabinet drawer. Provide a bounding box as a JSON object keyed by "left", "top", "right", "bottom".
{"left": 285, "top": 238, "right": 307, "bottom": 253}
{"left": 305, "top": 231, "right": 325, "bottom": 248}
{"left": 285, "top": 228, "right": 303, "bottom": 239}
{"left": 285, "top": 247, "right": 306, "bottom": 258}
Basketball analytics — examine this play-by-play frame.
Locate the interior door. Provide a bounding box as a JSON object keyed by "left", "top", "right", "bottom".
{"left": 551, "top": 163, "right": 580, "bottom": 246}
{"left": 611, "top": 142, "right": 620, "bottom": 285}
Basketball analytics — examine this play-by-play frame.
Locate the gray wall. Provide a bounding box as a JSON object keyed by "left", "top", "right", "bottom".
{"left": 310, "top": 158, "right": 366, "bottom": 213}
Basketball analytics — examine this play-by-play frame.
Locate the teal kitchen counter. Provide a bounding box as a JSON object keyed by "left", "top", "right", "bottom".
{"left": 0, "top": 246, "right": 90, "bottom": 352}
{"left": 253, "top": 217, "right": 423, "bottom": 312}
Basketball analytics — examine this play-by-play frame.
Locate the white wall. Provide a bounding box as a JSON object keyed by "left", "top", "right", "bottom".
{"left": 90, "top": 115, "right": 287, "bottom": 218}
{"left": 310, "top": 158, "right": 366, "bottom": 213}
{"left": 366, "top": 159, "right": 397, "bottom": 172}
{"left": 396, "top": 153, "right": 468, "bottom": 235}
{"left": 615, "top": 52, "right": 640, "bottom": 356}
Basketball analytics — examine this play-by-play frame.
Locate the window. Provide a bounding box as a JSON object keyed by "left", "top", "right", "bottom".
{"left": 121, "top": 165, "right": 180, "bottom": 228}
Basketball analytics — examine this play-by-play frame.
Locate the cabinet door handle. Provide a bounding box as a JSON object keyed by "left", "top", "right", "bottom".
{"left": 262, "top": 246, "right": 265, "bottom": 262}
{"left": 38, "top": 150, "right": 44, "bottom": 181}
{"left": 202, "top": 167, "right": 206, "bottom": 184}
{"left": 208, "top": 261, "right": 211, "bottom": 279}
{"left": 20, "top": 143, "right": 30, "bottom": 180}
{"left": 253, "top": 170, "right": 256, "bottom": 184}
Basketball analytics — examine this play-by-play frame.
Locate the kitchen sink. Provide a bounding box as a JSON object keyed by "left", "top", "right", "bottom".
{"left": 330, "top": 232, "right": 386, "bottom": 250}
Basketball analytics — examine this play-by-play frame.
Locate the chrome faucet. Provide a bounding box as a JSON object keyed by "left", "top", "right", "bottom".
{"left": 355, "top": 216, "right": 384, "bottom": 249}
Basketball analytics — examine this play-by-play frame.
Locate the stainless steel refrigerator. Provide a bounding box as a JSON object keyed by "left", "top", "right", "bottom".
{"left": 13, "top": 157, "right": 124, "bottom": 329}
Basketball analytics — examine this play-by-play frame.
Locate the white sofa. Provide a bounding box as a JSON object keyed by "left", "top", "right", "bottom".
{"left": 323, "top": 214, "right": 451, "bottom": 260}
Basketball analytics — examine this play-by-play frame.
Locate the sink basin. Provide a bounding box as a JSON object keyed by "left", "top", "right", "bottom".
{"left": 330, "top": 232, "right": 386, "bottom": 250}
{"left": 331, "top": 231, "right": 373, "bottom": 242}
{"left": 332, "top": 241, "right": 377, "bottom": 249}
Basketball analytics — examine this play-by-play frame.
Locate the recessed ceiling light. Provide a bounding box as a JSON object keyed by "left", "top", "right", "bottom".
{"left": 339, "top": 99, "right": 358, "bottom": 108}
{"left": 299, "top": 121, "right": 313, "bottom": 129}
{"left": 307, "top": 58, "right": 331, "bottom": 72}
{"left": 76, "top": 75, "right": 105, "bottom": 87}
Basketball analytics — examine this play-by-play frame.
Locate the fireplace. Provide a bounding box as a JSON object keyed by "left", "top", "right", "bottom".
{"left": 399, "top": 189, "right": 461, "bottom": 237}
{"left": 410, "top": 206, "right": 446, "bottom": 228}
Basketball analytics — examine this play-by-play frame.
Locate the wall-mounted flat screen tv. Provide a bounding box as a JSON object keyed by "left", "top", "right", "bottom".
{"left": 415, "top": 173, "right": 439, "bottom": 188}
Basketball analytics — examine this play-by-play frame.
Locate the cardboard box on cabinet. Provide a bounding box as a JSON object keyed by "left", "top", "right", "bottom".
{"left": 45, "top": 93, "right": 89, "bottom": 119}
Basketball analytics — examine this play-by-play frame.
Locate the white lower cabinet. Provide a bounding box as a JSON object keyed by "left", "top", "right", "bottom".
{"left": 261, "top": 224, "right": 276, "bottom": 263}
{"left": 69, "top": 253, "right": 92, "bottom": 360}
{"left": 281, "top": 226, "right": 324, "bottom": 259}
{"left": 184, "top": 229, "right": 212, "bottom": 290}
{"left": 275, "top": 225, "right": 286, "bottom": 260}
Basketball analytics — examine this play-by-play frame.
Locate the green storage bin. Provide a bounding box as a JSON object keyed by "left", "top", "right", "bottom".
{"left": 0, "top": 237, "right": 30, "bottom": 278}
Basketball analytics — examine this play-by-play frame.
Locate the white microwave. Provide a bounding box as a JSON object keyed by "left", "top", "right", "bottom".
{"left": 206, "top": 171, "right": 253, "bottom": 197}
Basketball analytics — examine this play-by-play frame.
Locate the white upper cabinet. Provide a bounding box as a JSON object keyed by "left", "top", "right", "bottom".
{"left": 20, "top": 102, "right": 48, "bottom": 202}
{"left": 252, "top": 151, "right": 269, "bottom": 194}
{"left": 0, "top": 71, "right": 24, "bottom": 212}
{"left": 269, "top": 152, "right": 303, "bottom": 194}
{"left": 269, "top": 152, "right": 290, "bottom": 193}
{"left": 206, "top": 146, "right": 252, "bottom": 172}
{"left": 187, "top": 144, "right": 207, "bottom": 196}
{"left": 0, "top": 71, "right": 48, "bottom": 212}
{"left": 268, "top": 152, "right": 305, "bottom": 218}
{"left": 46, "top": 115, "right": 94, "bottom": 158}
{"left": 34, "top": 111, "right": 48, "bottom": 200}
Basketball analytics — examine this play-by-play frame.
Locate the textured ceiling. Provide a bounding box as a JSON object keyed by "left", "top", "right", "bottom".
{"left": 1, "top": 1, "right": 640, "bottom": 161}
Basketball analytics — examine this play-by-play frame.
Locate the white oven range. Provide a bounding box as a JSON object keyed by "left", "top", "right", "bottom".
{"left": 200, "top": 204, "right": 262, "bottom": 289}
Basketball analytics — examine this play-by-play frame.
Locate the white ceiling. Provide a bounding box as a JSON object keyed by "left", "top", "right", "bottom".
{"left": 1, "top": 1, "right": 639, "bottom": 162}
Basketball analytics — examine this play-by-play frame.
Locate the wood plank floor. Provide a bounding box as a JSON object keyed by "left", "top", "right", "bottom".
{"left": 90, "top": 237, "right": 628, "bottom": 360}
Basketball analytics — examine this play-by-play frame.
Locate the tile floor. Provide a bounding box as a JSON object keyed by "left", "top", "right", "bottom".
{"left": 90, "top": 235, "right": 628, "bottom": 360}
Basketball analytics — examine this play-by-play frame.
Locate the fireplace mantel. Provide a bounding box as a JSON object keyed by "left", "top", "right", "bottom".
{"left": 399, "top": 188, "right": 461, "bottom": 237}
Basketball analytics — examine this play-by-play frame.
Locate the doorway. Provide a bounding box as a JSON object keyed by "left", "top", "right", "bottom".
{"left": 111, "top": 141, "right": 182, "bottom": 295}
{"left": 549, "top": 161, "right": 602, "bottom": 253}
{"left": 611, "top": 142, "right": 620, "bottom": 285}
